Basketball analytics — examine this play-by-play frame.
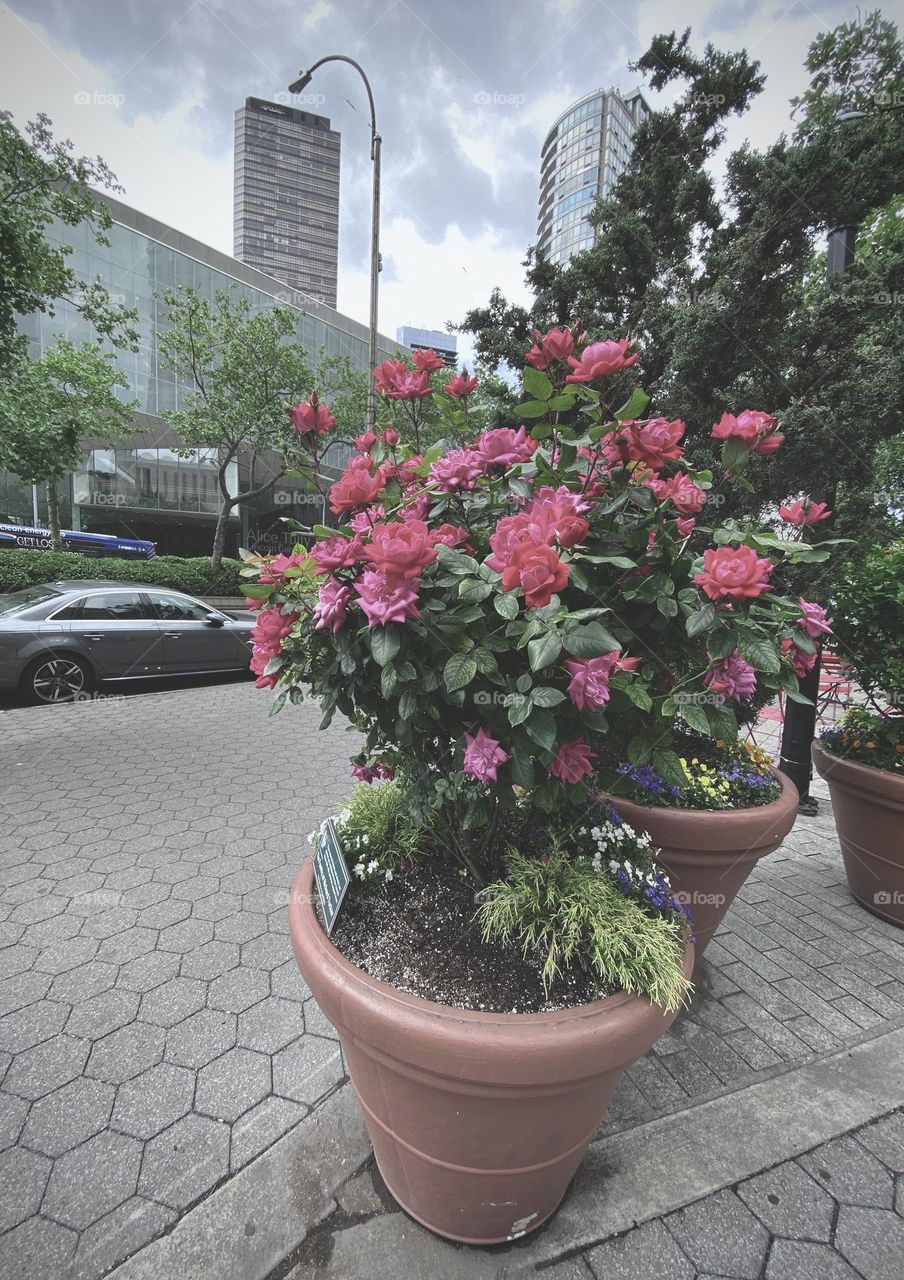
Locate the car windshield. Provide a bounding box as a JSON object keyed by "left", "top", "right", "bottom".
{"left": 0, "top": 585, "right": 64, "bottom": 615}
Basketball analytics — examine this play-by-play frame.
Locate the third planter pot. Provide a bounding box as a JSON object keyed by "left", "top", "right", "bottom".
{"left": 597, "top": 769, "right": 799, "bottom": 959}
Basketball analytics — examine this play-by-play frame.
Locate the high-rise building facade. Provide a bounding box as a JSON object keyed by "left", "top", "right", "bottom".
{"left": 537, "top": 88, "right": 650, "bottom": 267}
{"left": 234, "top": 96, "right": 340, "bottom": 307}
{"left": 396, "top": 326, "right": 458, "bottom": 369}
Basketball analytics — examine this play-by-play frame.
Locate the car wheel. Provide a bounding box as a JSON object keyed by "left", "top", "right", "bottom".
{"left": 24, "top": 654, "right": 95, "bottom": 705}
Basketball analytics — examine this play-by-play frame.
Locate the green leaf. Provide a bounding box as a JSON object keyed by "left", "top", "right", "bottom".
{"left": 369, "top": 625, "right": 401, "bottom": 667}
{"left": 509, "top": 750, "right": 536, "bottom": 788}
{"left": 525, "top": 709, "right": 557, "bottom": 753}
{"left": 563, "top": 622, "right": 620, "bottom": 656}
{"left": 613, "top": 387, "right": 650, "bottom": 420}
{"left": 686, "top": 604, "right": 717, "bottom": 637}
{"left": 458, "top": 577, "right": 493, "bottom": 603}
{"left": 721, "top": 436, "right": 750, "bottom": 474}
{"left": 494, "top": 592, "right": 519, "bottom": 620}
{"left": 242, "top": 583, "right": 275, "bottom": 601}
{"left": 507, "top": 694, "right": 533, "bottom": 726}
{"left": 398, "top": 688, "right": 417, "bottom": 718}
{"left": 529, "top": 421, "right": 553, "bottom": 440}
{"left": 380, "top": 664, "right": 398, "bottom": 698}
{"left": 704, "top": 703, "right": 738, "bottom": 739}
{"left": 627, "top": 735, "right": 652, "bottom": 765}
{"left": 522, "top": 366, "right": 554, "bottom": 401}
{"left": 739, "top": 635, "right": 781, "bottom": 674}
{"left": 516, "top": 672, "right": 533, "bottom": 694}
{"left": 652, "top": 749, "right": 690, "bottom": 789}
{"left": 624, "top": 682, "right": 653, "bottom": 711}
{"left": 443, "top": 652, "right": 478, "bottom": 692}
{"left": 657, "top": 596, "right": 679, "bottom": 617}
{"left": 706, "top": 628, "right": 736, "bottom": 660}
{"left": 516, "top": 400, "right": 549, "bottom": 419}
{"left": 531, "top": 686, "right": 566, "bottom": 707}
{"left": 677, "top": 700, "right": 711, "bottom": 734}
{"left": 784, "top": 687, "right": 815, "bottom": 706}
{"left": 528, "top": 632, "right": 563, "bottom": 671}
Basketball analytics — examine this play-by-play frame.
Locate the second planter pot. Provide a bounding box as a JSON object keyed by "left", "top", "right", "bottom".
{"left": 598, "top": 770, "right": 799, "bottom": 959}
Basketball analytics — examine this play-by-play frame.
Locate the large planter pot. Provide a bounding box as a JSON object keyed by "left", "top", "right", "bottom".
{"left": 288, "top": 859, "right": 693, "bottom": 1245}
{"left": 812, "top": 740, "right": 904, "bottom": 928}
{"left": 597, "top": 769, "right": 799, "bottom": 960}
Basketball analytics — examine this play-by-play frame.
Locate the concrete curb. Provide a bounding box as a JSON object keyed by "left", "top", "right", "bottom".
{"left": 106, "top": 1086, "right": 370, "bottom": 1280}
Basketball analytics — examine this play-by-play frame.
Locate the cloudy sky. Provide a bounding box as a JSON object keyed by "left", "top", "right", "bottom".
{"left": 0, "top": 0, "right": 865, "bottom": 362}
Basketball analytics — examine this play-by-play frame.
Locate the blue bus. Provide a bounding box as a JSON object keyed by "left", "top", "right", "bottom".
{"left": 0, "top": 524, "right": 157, "bottom": 560}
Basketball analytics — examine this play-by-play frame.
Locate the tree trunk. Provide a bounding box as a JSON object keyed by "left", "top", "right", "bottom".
{"left": 210, "top": 500, "right": 232, "bottom": 575}
{"left": 46, "top": 482, "right": 62, "bottom": 551}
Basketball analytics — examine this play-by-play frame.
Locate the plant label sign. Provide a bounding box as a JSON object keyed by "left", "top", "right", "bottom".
{"left": 313, "top": 819, "right": 350, "bottom": 935}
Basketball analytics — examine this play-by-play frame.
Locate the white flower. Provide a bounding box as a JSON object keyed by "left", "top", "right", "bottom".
{"left": 367, "top": 859, "right": 378, "bottom": 874}
{"left": 384, "top": 869, "right": 393, "bottom": 882}
{"left": 353, "top": 862, "right": 365, "bottom": 879}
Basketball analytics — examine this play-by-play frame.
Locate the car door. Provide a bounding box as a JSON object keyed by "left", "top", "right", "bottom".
{"left": 148, "top": 592, "right": 247, "bottom": 672}
{"left": 57, "top": 590, "right": 165, "bottom": 679}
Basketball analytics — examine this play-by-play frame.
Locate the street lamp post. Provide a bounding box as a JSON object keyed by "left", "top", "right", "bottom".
{"left": 778, "top": 106, "right": 866, "bottom": 815}
{"left": 289, "top": 56, "right": 381, "bottom": 434}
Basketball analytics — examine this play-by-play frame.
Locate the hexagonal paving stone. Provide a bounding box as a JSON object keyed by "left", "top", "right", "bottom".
{"left": 196, "top": 1046, "right": 271, "bottom": 1122}
{"left": 238, "top": 996, "right": 304, "bottom": 1054}
{"left": 138, "top": 1113, "right": 230, "bottom": 1210}
{"left": 230, "top": 1096, "right": 307, "bottom": 1172}
{"left": 0, "top": 1091, "right": 29, "bottom": 1152}
{"left": 138, "top": 976, "right": 206, "bottom": 1027}
{"left": 116, "top": 949, "right": 181, "bottom": 993}
{"left": 171, "top": 874, "right": 219, "bottom": 902}
{"left": 135, "top": 899, "right": 192, "bottom": 930}
{"left": 21, "top": 914, "right": 82, "bottom": 947}
{"left": 273, "top": 1034, "right": 344, "bottom": 1106}
{"left": 74, "top": 1195, "right": 177, "bottom": 1280}
{"left": 303, "top": 997, "right": 337, "bottom": 1040}
{"left": 192, "top": 893, "right": 242, "bottom": 923}
{"left": 765, "top": 1239, "right": 861, "bottom": 1279}
{"left": 65, "top": 987, "right": 140, "bottom": 1040}
{"left": 79, "top": 906, "right": 139, "bottom": 939}
{"left": 111, "top": 1062, "right": 195, "bottom": 1138}
{"left": 665, "top": 1189, "right": 770, "bottom": 1279}
{"left": 0, "top": 1214, "right": 77, "bottom": 1280}
{"left": 856, "top": 1112, "right": 904, "bottom": 1174}
{"left": 179, "top": 940, "right": 240, "bottom": 981}
{"left": 835, "top": 1204, "right": 904, "bottom": 1280}
{"left": 33, "top": 937, "right": 100, "bottom": 974}
{"left": 0, "top": 1000, "right": 68, "bottom": 1054}
{"left": 0, "top": 1146, "right": 52, "bottom": 1232}
{"left": 0, "top": 970, "right": 52, "bottom": 1017}
{"left": 215, "top": 911, "right": 268, "bottom": 944}
{"left": 241, "top": 932, "right": 293, "bottom": 972}
{"left": 21, "top": 1076, "right": 115, "bottom": 1156}
{"left": 738, "top": 1161, "right": 835, "bottom": 1242}
{"left": 588, "top": 1220, "right": 695, "bottom": 1279}
{"left": 271, "top": 959, "right": 310, "bottom": 1003}
{"left": 800, "top": 1133, "right": 895, "bottom": 1208}
{"left": 96, "top": 927, "right": 158, "bottom": 966}
{"left": 42, "top": 1129, "right": 143, "bottom": 1230}
{"left": 85, "top": 1021, "right": 165, "bottom": 1083}
{"left": 165, "top": 1007, "right": 237, "bottom": 1069}
{"left": 48, "top": 961, "right": 118, "bottom": 1003}
{"left": 122, "top": 881, "right": 171, "bottom": 909}
{"left": 208, "top": 966, "right": 269, "bottom": 1014}
{"left": 3, "top": 1033, "right": 89, "bottom": 1100}
{"left": 157, "top": 918, "right": 214, "bottom": 954}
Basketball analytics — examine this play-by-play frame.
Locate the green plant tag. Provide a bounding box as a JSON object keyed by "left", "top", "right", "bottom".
{"left": 313, "top": 819, "right": 350, "bottom": 935}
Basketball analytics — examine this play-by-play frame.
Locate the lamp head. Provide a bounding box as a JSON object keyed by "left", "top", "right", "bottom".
{"left": 288, "top": 70, "right": 313, "bottom": 94}
{"left": 836, "top": 105, "right": 867, "bottom": 123}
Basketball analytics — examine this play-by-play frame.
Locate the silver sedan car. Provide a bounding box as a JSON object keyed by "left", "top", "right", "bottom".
{"left": 0, "top": 581, "right": 255, "bottom": 703}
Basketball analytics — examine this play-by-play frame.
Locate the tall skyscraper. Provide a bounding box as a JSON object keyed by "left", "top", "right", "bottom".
{"left": 537, "top": 88, "right": 650, "bottom": 267}
{"left": 234, "top": 97, "right": 340, "bottom": 307}
{"left": 396, "top": 326, "right": 458, "bottom": 369}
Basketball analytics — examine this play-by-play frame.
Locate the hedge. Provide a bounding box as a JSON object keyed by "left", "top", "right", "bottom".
{"left": 0, "top": 550, "right": 245, "bottom": 597}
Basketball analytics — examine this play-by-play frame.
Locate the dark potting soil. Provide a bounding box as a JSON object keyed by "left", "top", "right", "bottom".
{"left": 325, "top": 859, "right": 604, "bottom": 1014}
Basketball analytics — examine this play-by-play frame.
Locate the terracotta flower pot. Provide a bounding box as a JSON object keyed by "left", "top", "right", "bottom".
{"left": 288, "top": 859, "right": 693, "bottom": 1245}
{"left": 597, "top": 769, "right": 799, "bottom": 960}
{"left": 812, "top": 740, "right": 904, "bottom": 927}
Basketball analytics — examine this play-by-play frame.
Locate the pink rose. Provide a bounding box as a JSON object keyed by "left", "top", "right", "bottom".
{"left": 525, "top": 325, "right": 575, "bottom": 370}
{"left": 711, "top": 412, "right": 760, "bottom": 447}
{"left": 374, "top": 359, "right": 432, "bottom": 400}
{"left": 289, "top": 393, "right": 335, "bottom": 437}
{"left": 381, "top": 428, "right": 399, "bottom": 446}
{"left": 329, "top": 459, "right": 386, "bottom": 514}
{"left": 444, "top": 370, "right": 478, "bottom": 398}
{"left": 364, "top": 519, "right": 437, "bottom": 580}
{"left": 474, "top": 427, "right": 537, "bottom": 468}
{"left": 310, "top": 534, "right": 364, "bottom": 575}
{"left": 258, "top": 552, "right": 305, "bottom": 584}
{"left": 354, "top": 569, "right": 421, "bottom": 627}
{"left": 703, "top": 651, "right": 757, "bottom": 701}
{"left": 463, "top": 728, "right": 510, "bottom": 785}
{"left": 652, "top": 472, "right": 707, "bottom": 514}
{"left": 429, "top": 523, "right": 472, "bottom": 551}
{"left": 548, "top": 738, "right": 596, "bottom": 785}
{"left": 348, "top": 505, "right": 386, "bottom": 533}
{"left": 676, "top": 516, "right": 697, "bottom": 538}
{"left": 354, "top": 431, "right": 377, "bottom": 452}
{"left": 694, "top": 545, "right": 773, "bottom": 602}
{"left": 782, "top": 637, "right": 817, "bottom": 678}
{"left": 797, "top": 598, "right": 832, "bottom": 639}
{"left": 486, "top": 512, "right": 550, "bottom": 572}
{"left": 563, "top": 654, "right": 617, "bottom": 710}
{"left": 428, "top": 449, "right": 484, "bottom": 493}
{"left": 501, "top": 542, "right": 569, "bottom": 608}
{"left": 623, "top": 418, "right": 685, "bottom": 470}
{"left": 565, "top": 338, "right": 637, "bottom": 383}
{"left": 411, "top": 348, "right": 444, "bottom": 374}
{"left": 779, "top": 498, "right": 832, "bottom": 526}
{"left": 313, "top": 578, "right": 352, "bottom": 633}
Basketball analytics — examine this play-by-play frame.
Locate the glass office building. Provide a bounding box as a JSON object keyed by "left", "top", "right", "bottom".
{"left": 396, "top": 326, "right": 459, "bottom": 370}
{"left": 234, "top": 97, "right": 341, "bottom": 308}
{"left": 4, "top": 193, "right": 400, "bottom": 557}
{"left": 537, "top": 88, "right": 651, "bottom": 267}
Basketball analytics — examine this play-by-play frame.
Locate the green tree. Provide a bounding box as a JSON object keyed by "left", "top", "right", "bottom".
{"left": 157, "top": 286, "right": 318, "bottom": 571}
{"left": 0, "top": 111, "right": 137, "bottom": 379}
{"left": 0, "top": 339, "right": 134, "bottom": 548}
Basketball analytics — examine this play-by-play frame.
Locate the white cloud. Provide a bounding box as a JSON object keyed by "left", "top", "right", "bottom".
{"left": 302, "top": 1, "right": 333, "bottom": 34}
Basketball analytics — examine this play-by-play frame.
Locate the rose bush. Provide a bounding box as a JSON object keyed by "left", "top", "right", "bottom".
{"left": 247, "top": 334, "right": 837, "bottom": 883}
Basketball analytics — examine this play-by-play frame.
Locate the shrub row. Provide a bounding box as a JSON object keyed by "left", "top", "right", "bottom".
{"left": 0, "top": 550, "right": 245, "bottom": 597}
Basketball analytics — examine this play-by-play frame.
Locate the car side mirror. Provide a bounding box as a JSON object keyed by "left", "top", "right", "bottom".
{"left": 205, "top": 613, "right": 225, "bottom": 627}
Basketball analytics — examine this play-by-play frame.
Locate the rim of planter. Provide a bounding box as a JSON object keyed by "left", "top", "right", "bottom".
{"left": 289, "top": 858, "right": 694, "bottom": 1087}
{"left": 595, "top": 766, "right": 799, "bottom": 854}
{"left": 812, "top": 739, "right": 904, "bottom": 803}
